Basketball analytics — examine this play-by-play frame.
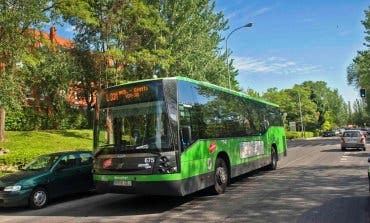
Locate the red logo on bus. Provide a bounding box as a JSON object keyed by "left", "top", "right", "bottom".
{"left": 209, "top": 142, "right": 217, "bottom": 154}
{"left": 103, "top": 158, "right": 112, "bottom": 168}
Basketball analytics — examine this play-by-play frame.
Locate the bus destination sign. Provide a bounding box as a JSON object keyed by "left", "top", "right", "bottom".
{"left": 105, "top": 85, "right": 149, "bottom": 102}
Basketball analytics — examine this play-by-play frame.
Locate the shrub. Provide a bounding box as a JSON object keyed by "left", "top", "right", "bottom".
{"left": 5, "top": 107, "right": 88, "bottom": 131}
{"left": 286, "top": 131, "right": 314, "bottom": 139}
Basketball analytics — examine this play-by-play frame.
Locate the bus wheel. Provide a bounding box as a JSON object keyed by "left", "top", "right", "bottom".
{"left": 213, "top": 158, "right": 229, "bottom": 194}
{"left": 267, "top": 147, "right": 278, "bottom": 171}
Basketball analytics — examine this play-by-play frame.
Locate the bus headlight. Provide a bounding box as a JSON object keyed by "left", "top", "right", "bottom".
{"left": 158, "top": 156, "right": 177, "bottom": 174}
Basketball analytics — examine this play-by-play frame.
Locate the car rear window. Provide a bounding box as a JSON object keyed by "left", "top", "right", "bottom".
{"left": 343, "top": 132, "right": 360, "bottom": 137}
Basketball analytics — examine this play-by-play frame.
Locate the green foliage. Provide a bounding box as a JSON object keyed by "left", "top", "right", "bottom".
{"left": 321, "top": 121, "right": 332, "bottom": 131}
{"left": 66, "top": 0, "right": 230, "bottom": 87}
{"left": 351, "top": 99, "right": 369, "bottom": 126}
{"left": 0, "top": 0, "right": 52, "bottom": 109}
{"left": 13, "top": 45, "right": 87, "bottom": 130}
{"left": 67, "top": 0, "right": 170, "bottom": 84}
{"left": 347, "top": 6, "right": 370, "bottom": 121}
{"left": 0, "top": 130, "right": 93, "bottom": 166}
{"left": 245, "top": 88, "right": 261, "bottom": 98}
{"left": 5, "top": 108, "right": 88, "bottom": 131}
{"left": 302, "top": 81, "right": 348, "bottom": 129}
{"left": 158, "top": 0, "right": 230, "bottom": 88}
{"left": 263, "top": 86, "right": 317, "bottom": 131}
{"left": 285, "top": 131, "right": 314, "bottom": 140}
{"left": 263, "top": 82, "right": 348, "bottom": 131}
{"left": 0, "top": 0, "right": 82, "bottom": 139}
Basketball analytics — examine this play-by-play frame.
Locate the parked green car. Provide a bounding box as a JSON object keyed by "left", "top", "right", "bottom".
{"left": 0, "top": 151, "right": 94, "bottom": 209}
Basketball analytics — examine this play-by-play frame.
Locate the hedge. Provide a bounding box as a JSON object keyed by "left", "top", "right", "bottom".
{"left": 286, "top": 131, "right": 314, "bottom": 139}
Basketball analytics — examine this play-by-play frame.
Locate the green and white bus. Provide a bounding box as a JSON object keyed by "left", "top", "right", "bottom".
{"left": 93, "top": 77, "right": 286, "bottom": 195}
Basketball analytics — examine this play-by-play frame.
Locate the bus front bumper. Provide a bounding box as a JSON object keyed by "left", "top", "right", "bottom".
{"left": 94, "top": 172, "right": 214, "bottom": 196}
{"left": 95, "top": 179, "right": 185, "bottom": 196}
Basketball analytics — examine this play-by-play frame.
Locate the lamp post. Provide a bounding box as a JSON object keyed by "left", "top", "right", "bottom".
{"left": 226, "top": 22, "right": 253, "bottom": 89}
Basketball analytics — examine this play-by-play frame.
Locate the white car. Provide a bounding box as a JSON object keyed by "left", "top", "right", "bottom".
{"left": 340, "top": 130, "right": 366, "bottom": 151}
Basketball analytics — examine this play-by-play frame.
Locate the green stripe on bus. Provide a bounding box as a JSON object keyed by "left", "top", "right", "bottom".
{"left": 94, "top": 126, "right": 285, "bottom": 182}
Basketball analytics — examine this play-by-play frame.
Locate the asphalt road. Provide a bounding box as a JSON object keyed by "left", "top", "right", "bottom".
{"left": 0, "top": 137, "right": 369, "bottom": 223}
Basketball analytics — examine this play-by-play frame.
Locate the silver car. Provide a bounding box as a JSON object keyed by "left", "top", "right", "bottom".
{"left": 340, "top": 130, "right": 366, "bottom": 151}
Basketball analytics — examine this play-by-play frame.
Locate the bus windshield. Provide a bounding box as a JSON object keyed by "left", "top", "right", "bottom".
{"left": 97, "top": 101, "right": 171, "bottom": 153}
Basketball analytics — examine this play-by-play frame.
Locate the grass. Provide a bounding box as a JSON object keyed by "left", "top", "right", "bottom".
{"left": 0, "top": 130, "right": 93, "bottom": 166}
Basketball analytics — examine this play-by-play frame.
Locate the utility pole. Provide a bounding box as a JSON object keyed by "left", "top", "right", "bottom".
{"left": 298, "top": 91, "right": 304, "bottom": 138}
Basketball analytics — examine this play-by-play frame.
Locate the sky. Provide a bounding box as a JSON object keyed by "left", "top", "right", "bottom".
{"left": 55, "top": 0, "right": 369, "bottom": 104}
{"left": 215, "top": 0, "right": 369, "bottom": 104}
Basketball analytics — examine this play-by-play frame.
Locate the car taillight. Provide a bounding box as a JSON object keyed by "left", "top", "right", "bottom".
{"left": 360, "top": 137, "right": 365, "bottom": 143}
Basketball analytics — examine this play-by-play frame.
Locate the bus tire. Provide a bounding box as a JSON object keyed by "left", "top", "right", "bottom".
{"left": 267, "top": 147, "right": 278, "bottom": 171}
{"left": 213, "top": 157, "right": 229, "bottom": 194}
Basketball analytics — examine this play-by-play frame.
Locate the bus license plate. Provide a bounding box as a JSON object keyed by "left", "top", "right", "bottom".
{"left": 113, "top": 180, "right": 132, "bottom": 187}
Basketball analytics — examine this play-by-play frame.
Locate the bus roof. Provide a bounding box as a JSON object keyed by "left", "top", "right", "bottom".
{"left": 105, "top": 76, "right": 279, "bottom": 107}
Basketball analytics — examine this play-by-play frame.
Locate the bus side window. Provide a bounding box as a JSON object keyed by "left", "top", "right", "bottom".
{"left": 181, "top": 126, "right": 192, "bottom": 148}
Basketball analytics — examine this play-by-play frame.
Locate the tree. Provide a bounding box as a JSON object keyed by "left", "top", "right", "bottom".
{"left": 301, "top": 81, "right": 348, "bottom": 129}
{"left": 63, "top": 0, "right": 232, "bottom": 126}
{"left": 263, "top": 86, "right": 318, "bottom": 131}
{"left": 0, "top": 0, "right": 52, "bottom": 141}
{"left": 0, "top": 0, "right": 96, "bottom": 139}
{"left": 347, "top": 6, "right": 370, "bottom": 117}
{"left": 157, "top": 0, "right": 230, "bottom": 88}
{"left": 66, "top": 0, "right": 169, "bottom": 82}
{"left": 62, "top": 0, "right": 171, "bottom": 126}
{"left": 22, "top": 45, "right": 77, "bottom": 129}
{"left": 245, "top": 88, "right": 261, "bottom": 98}
{"left": 352, "top": 99, "right": 369, "bottom": 126}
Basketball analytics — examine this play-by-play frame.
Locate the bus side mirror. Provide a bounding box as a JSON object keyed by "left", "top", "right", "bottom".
{"left": 181, "top": 126, "right": 192, "bottom": 146}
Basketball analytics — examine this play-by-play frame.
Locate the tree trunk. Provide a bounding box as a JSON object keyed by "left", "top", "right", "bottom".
{"left": 85, "top": 91, "right": 94, "bottom": 129}
{"left": 0, "top": 107, "right": 5, "bottom": 142}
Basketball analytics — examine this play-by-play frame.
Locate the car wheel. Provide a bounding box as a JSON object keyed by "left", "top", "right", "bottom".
{"left": 29, "top": 187, "right": 48, "bottom": 209}
{"left": 267, "top": 147, "right": 278, "bottom": 170}
{"left": 363, "top": 147, "right": 366, "bottom": 151}
{"left": 212, "top": 158, "right": 229, "bottom": 194}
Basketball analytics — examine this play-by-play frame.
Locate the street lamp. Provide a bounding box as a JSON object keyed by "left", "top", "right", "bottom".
{"left": 226, "top": 22, "right": 253, "bottom": 89}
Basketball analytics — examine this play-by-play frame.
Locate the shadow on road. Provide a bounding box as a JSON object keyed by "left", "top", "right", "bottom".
{"left": 0, "top": 162, "right": 368, "bottom": 222}
{"left": 320, "top": 148, "right": 343, "bottom": 152}
{"left": 0, "top": 192, "right": 96, "bottom": 212}
{"left": 298, "top": 196, "right": 370, "bottom": 223}
{"left": 0, "top": 192, "right": 194, "bottom": 217}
